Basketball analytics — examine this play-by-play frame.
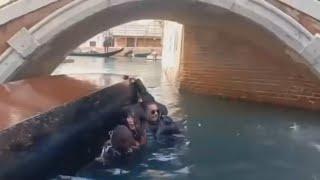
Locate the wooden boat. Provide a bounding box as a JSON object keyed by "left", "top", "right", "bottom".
{"left": 69, "top": 48, "right": 124, "bottom": 57}
{"left": 0, "top": 74, "right": 138, "bottom": 179}
{"left": 135, "top": 52, "right": 151, "bottom": 58}
{"left": 124, "top": 50, "right": 133, "bottom": 57}
{"left": 124, "top": 50, "right": 151, "bottom": 58}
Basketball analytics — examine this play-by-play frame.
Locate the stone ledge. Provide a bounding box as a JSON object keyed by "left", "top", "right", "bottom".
{"left": 7, "top": 28, "right": 40, "bottom": 58}
{"left": 277, "top": 0, "right": 320, "bottom": 21}
{"left": 0, "top": 51, "right": 25, "bottom": 82}
{"left": 314, "top": 62, "right": 320, "bottom": 77}
{"left": 198, "top": 0, "right": 235, "bottom": 10}
{"left": 0, "top": 0, "right": 57, "bottom": 25}
{"left": 0, "top": 0, "right": 320, "bottom": 82}
{"left": 232, "top": 0, "right": 312, "bottom": 52}
{"left": 301, "top": 34, "right": 320, "bottom": 65}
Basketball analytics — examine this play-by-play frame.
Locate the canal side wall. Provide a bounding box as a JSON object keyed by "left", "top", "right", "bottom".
{"left": 162, "top": 21, "right": 184, "bottom": 85}
{"left": 179, "top": 25, "right": 320, "bottom": 111}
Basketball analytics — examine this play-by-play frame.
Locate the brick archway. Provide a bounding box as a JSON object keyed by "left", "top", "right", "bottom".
{"left": 0, "top": 0, "right": 318, "bottom": 82}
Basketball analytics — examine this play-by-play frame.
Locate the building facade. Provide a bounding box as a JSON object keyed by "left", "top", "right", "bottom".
{"left": 78, "top": 20, "right": 163, "bottom": 55}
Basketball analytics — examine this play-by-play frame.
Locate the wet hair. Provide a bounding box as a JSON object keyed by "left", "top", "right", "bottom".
{"left": 140, "top": 93, "right": 155, "bottom": 102}
{"left": 123, "top": 75, "right": 129, "bottom": 80}
{"left": 111, "top": 125, "right": 136, "bottom": 153}
{"left": 133, "top": 78, "right": 168, "bottom": 116}
{"left": 141, "top": 101, "right": 168, "bottom": 117}
{"left": 120, "top": 104, "right": 147, "bottom": 141}
{"left": 141, "top": 101, "right": 156, "bottom": 110}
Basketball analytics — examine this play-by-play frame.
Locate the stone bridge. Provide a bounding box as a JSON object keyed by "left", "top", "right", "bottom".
{"left": 0, "top": 0, "right": 320, "bottom": 110}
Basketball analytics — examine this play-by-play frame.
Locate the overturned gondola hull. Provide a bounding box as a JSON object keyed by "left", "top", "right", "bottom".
{"left": 0, "top": 74, "right": 139, "bottom": 179}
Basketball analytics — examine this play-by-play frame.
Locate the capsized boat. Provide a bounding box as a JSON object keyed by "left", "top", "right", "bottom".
{"left": 0, "top": 73, "right": 140, "bottom": 179}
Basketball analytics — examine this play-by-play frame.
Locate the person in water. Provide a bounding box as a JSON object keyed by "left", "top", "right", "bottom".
{"left": 97, "top": 126, "right": 140, "bottom": 166}
{"left": 98, "top": 78, "right": 178, "bottom": 165}
{"left": 97, "top": 104, "right": 147, "bottom": 166}
{"left": 133, "top": 78, "right": 168, "bottom": 115}
{"left": 142, "top": 101, "right": 180, "bottom": 139}
{"left": 130, "top": 78, "right": 180, "bottom": 137}
{"left": 120, "top": 104, "right": 147, "bottom": 146}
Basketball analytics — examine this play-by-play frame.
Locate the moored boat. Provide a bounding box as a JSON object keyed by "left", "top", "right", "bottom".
{"left": 69, "top": 48, "right": 124, "bottom": 57}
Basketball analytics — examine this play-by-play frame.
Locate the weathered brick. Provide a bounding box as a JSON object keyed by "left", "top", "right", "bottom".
{"left": 179, "top": 25, "right": 320, "bottom": 111}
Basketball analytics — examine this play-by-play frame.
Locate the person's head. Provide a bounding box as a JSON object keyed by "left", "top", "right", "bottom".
{"left": 126, "top": 113, "right": 136, "bottom": 131}
{"left": 111, "top": 125, "right": 135, "bottom": 153}
{"left": 140, "top": 93, "right": 155, "bottom": 102}
{"left": 122, "top": 105, "right": 146, "bottom": 134}
{"left": 123, "top": 107, "right": 139, "bottom": 131}
{"left": 123, "top": 75, "right": 129, "bottom": 80}
{"left": 143, "top": 102, "right": 160, "bottom": 124}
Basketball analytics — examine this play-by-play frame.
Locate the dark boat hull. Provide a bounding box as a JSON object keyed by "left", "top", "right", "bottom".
{"left": 134, "top": 53, "right": 151, "bottom": 58}
{"left": 0, "top": 74, "right": 139, "bottom": 179}
{"left": 124, "top": 50, "right": 151, "bottom": 58}
{"left": 69, "top": 48, "right": 124, "bottom": 57}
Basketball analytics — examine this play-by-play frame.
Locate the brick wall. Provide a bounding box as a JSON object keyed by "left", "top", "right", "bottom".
{"left": 179, "top": 25, "right": 320, "bottom": 110}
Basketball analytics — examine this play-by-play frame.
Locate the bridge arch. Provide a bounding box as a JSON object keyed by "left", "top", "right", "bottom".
{"left": 0, "top": 0, "right": 319, "bottom": 82}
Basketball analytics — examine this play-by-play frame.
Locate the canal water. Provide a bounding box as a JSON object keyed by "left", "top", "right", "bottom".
{"left": 54, "top": 56, "right": 320, "bottom": 180}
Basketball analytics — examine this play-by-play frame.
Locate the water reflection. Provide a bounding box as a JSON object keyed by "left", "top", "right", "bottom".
{"left": 54, "top": 56, "right": 320, "bottom": 180}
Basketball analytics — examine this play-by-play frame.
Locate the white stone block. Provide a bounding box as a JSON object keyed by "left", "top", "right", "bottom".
{"left": 313, "top": 62, "right": 320, "bottom": 78}
{"left": 0, "top": 52, "right": 25, "bottom": 83}
{"left": 198, "top": 0, "right": 235, "bottom": 10}
{"left": 7, "top": 28, "right": 40, "bottom": 58}
{"left": 301, "top": 34, "right": 320, "bottom": 65}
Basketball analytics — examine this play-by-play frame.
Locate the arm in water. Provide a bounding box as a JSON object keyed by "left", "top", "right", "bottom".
{"left": 156, "top": 115, "right": 181, "bottom": 137}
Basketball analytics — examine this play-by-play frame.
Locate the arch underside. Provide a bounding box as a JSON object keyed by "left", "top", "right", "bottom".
{"left": 0, "top": 0, "right": 318, "bottom": 82}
